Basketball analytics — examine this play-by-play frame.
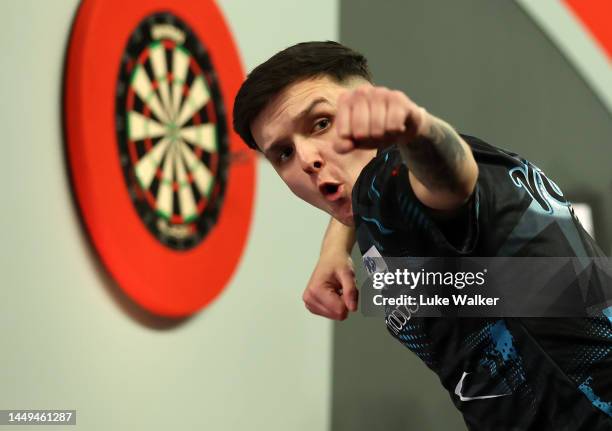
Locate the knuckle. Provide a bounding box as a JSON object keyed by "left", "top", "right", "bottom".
{"left": 373, "top": 87, "right": 388, "bottom": 98}
{"left": 390, "top": 90, "right": 408, "bottom": 103}
{"left": 345, "top": 89, "right": 358, "bottom": 100}
{"left": 370, "top": 129, "right": 384, "bottom": 139}
{"left": 354, "top": 88, "right": 371, "bottom": 102}
{"left": 353, "top": 92, "right": 367, "bottom": 106}
{"left": 390, "top": 106, "right": 408, "bottom": 121}
{"left": 388, "top": 124, "right": 404, "bottom": 134}
{"left": 353, "top": 130, "right": 368, "bottom": 140}
{"left": 343, "top": 270, "right": 356, "bottom": 283}
{"left": 337, "top": 309, "right": 349, "bottom": 320}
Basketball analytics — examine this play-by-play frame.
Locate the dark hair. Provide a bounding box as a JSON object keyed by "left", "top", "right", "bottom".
{"left": 233, "top": 41, "right": 372, "bottom": 150}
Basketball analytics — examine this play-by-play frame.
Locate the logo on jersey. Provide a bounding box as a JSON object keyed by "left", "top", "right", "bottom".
{"left": 508, "top": 160, "right": 568, "bottom": 214}
{"left": 454, "top": 372, "right": 511, "bottom": 402}
{"left": 362, "top": 245, "right": 389, "bottom": 276}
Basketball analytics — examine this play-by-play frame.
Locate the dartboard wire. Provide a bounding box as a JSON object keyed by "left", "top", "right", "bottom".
{"left": 173, "top": 54, "right": 216, "bottom": 139}
{"left": 175, "top": 140, "right": 205, "bottom": 217}
{"left": 175, "top": 75, "right": 211, "bottom": 127}
{"left": 178, "top": 139, "right": 214, "bottom": 199}
{"left": 174, "top": 140, "right": 198, "bottom": 222}
{"left": 177, "top": 140, "right": 210, "bottom": 217}
{"left": 155, "top": 141, "right": 177, "bottom": 220}
{"left": 171, "top": 45, "right": 190, "bottom": 122}
{"left": 148, "top": 40, "right": 174, "bottom": 121}
{"left": 134, "top": 41, "right": 173, "bottom": 123}
{"left": 128, "top": 111, "right": 167, "bottom": 141}
{"left": 134, "top": 136, "right": 172, "bottom": 191}
{"left": 126, "top": 83, "right": 215, "bottom": 221}
{"left": 130, "top": 61, "right": 171, "bottom": 124}
{"left": 167, "top": 45, "right": 216, "bottom": 212}
{"left": 125, "top": 34, "right": 222, "bottom": 227}
{"left": 179, "top": 123, "right": 217, "bottom": 153}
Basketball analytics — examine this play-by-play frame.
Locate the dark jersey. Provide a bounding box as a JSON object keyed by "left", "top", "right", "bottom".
{"left": 352, "top": 135, "right": 612, "bottom": 430}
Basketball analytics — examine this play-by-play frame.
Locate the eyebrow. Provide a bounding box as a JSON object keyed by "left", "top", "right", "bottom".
{"left": 263, "top": 97, "right": 332, "bottom": 158}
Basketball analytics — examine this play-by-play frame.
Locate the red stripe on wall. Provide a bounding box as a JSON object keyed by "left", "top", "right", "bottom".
{"left": 564, "top": 0, "right": 612, "bottom": 59}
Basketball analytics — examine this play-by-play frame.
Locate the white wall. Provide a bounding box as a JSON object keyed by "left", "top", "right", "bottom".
{"left": 0, "top": 1, "right": 337, "bottom": 430}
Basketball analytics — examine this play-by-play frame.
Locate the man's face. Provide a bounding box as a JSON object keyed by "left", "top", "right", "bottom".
{"left": 251, "top": 76, "right": 376, "bottom": 226}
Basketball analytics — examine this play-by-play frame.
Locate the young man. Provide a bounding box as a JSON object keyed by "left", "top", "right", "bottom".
{"left": 233, "top": 41, "right": 612, "bottom": 430}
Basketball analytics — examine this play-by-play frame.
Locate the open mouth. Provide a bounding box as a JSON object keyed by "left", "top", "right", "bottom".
{"left": 319, "top": 182, "right": 343, "bottom": 202}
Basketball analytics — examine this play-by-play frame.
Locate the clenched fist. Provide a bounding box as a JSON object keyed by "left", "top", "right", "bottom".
{"left": 334, "top": 85, "right": 431, "bottom": 153}
{"left": 302, "top": 251, "right": 358, "bottom": 320}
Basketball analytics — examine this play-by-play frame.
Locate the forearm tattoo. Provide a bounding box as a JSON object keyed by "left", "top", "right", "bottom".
{"left": 399, "top": 119, "right": 467, "bottom": 193}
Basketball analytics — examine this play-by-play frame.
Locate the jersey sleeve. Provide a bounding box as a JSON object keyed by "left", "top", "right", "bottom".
{"left": 353, "top": 144, "right": 482, "bottom": 257}
{"left": 389, "top": 155, "right": 481, "bottom": 255}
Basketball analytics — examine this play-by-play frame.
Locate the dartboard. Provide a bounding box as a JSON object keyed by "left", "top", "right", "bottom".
{"left": 116, "top": 13, "right": 228, "bottom": 250}
{"left": 64, "top": 0, "right": 255, "bottom": 317}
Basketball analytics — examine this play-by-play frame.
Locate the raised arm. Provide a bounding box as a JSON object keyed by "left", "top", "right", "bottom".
{"left": 319, "top": 216, "right": 355, "bottom": 256}
{"left": 302, "top": 217, "right": 358, "bottom": 320}
{"left": 335, "top": 85, "right": 479, "bottom": 216}
{"left": 399, "top": 115, "right": 478, "bottom": 213}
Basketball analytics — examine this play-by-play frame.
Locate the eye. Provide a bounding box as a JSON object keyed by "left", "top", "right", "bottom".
{"left": 277, "top": 146, "right": 294, "bottom": 164}
{"left": 312, "top": 117, "right": 331, "bottom": 133}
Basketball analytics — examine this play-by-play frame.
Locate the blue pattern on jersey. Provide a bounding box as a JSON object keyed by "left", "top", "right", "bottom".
{"left": 490, "top": 320, "right": 519, "bottom": 362}
{"left": 368, "top": 174, "right": 381, "bottom": 201}
{"left": 361, "top": 216, "right": 394, "bottom": 235}
{"left": 463, "top": 320, "right": 529, "bottom": 397}
{"left": 564, "top": 314, "right": 612, "bottom": 418}
{"left": 387, "top": 320, "right": 434, "bottom": 366}
{"left": 578, "top": 376, "right": 612, "bottom": 417}
{"left": 567, "top": 318, "right": 612, "bottom": 379}
{"left": 398, "top": 193, "right": 430, "bottom": 230}
{"left": 399, "top": 194, "right": 419, "bottom": 228}
{"left": 603, "top": 306, "right": 612, "bottom": 325}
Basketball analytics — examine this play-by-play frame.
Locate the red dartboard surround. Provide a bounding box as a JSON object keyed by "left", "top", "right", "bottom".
{"left": 64, "top": 0, "right": 256, "bottom": 317}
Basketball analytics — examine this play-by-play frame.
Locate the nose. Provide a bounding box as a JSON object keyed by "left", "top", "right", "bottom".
{"left": 295, "top": 139, "right": 324, "bottom": 174}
